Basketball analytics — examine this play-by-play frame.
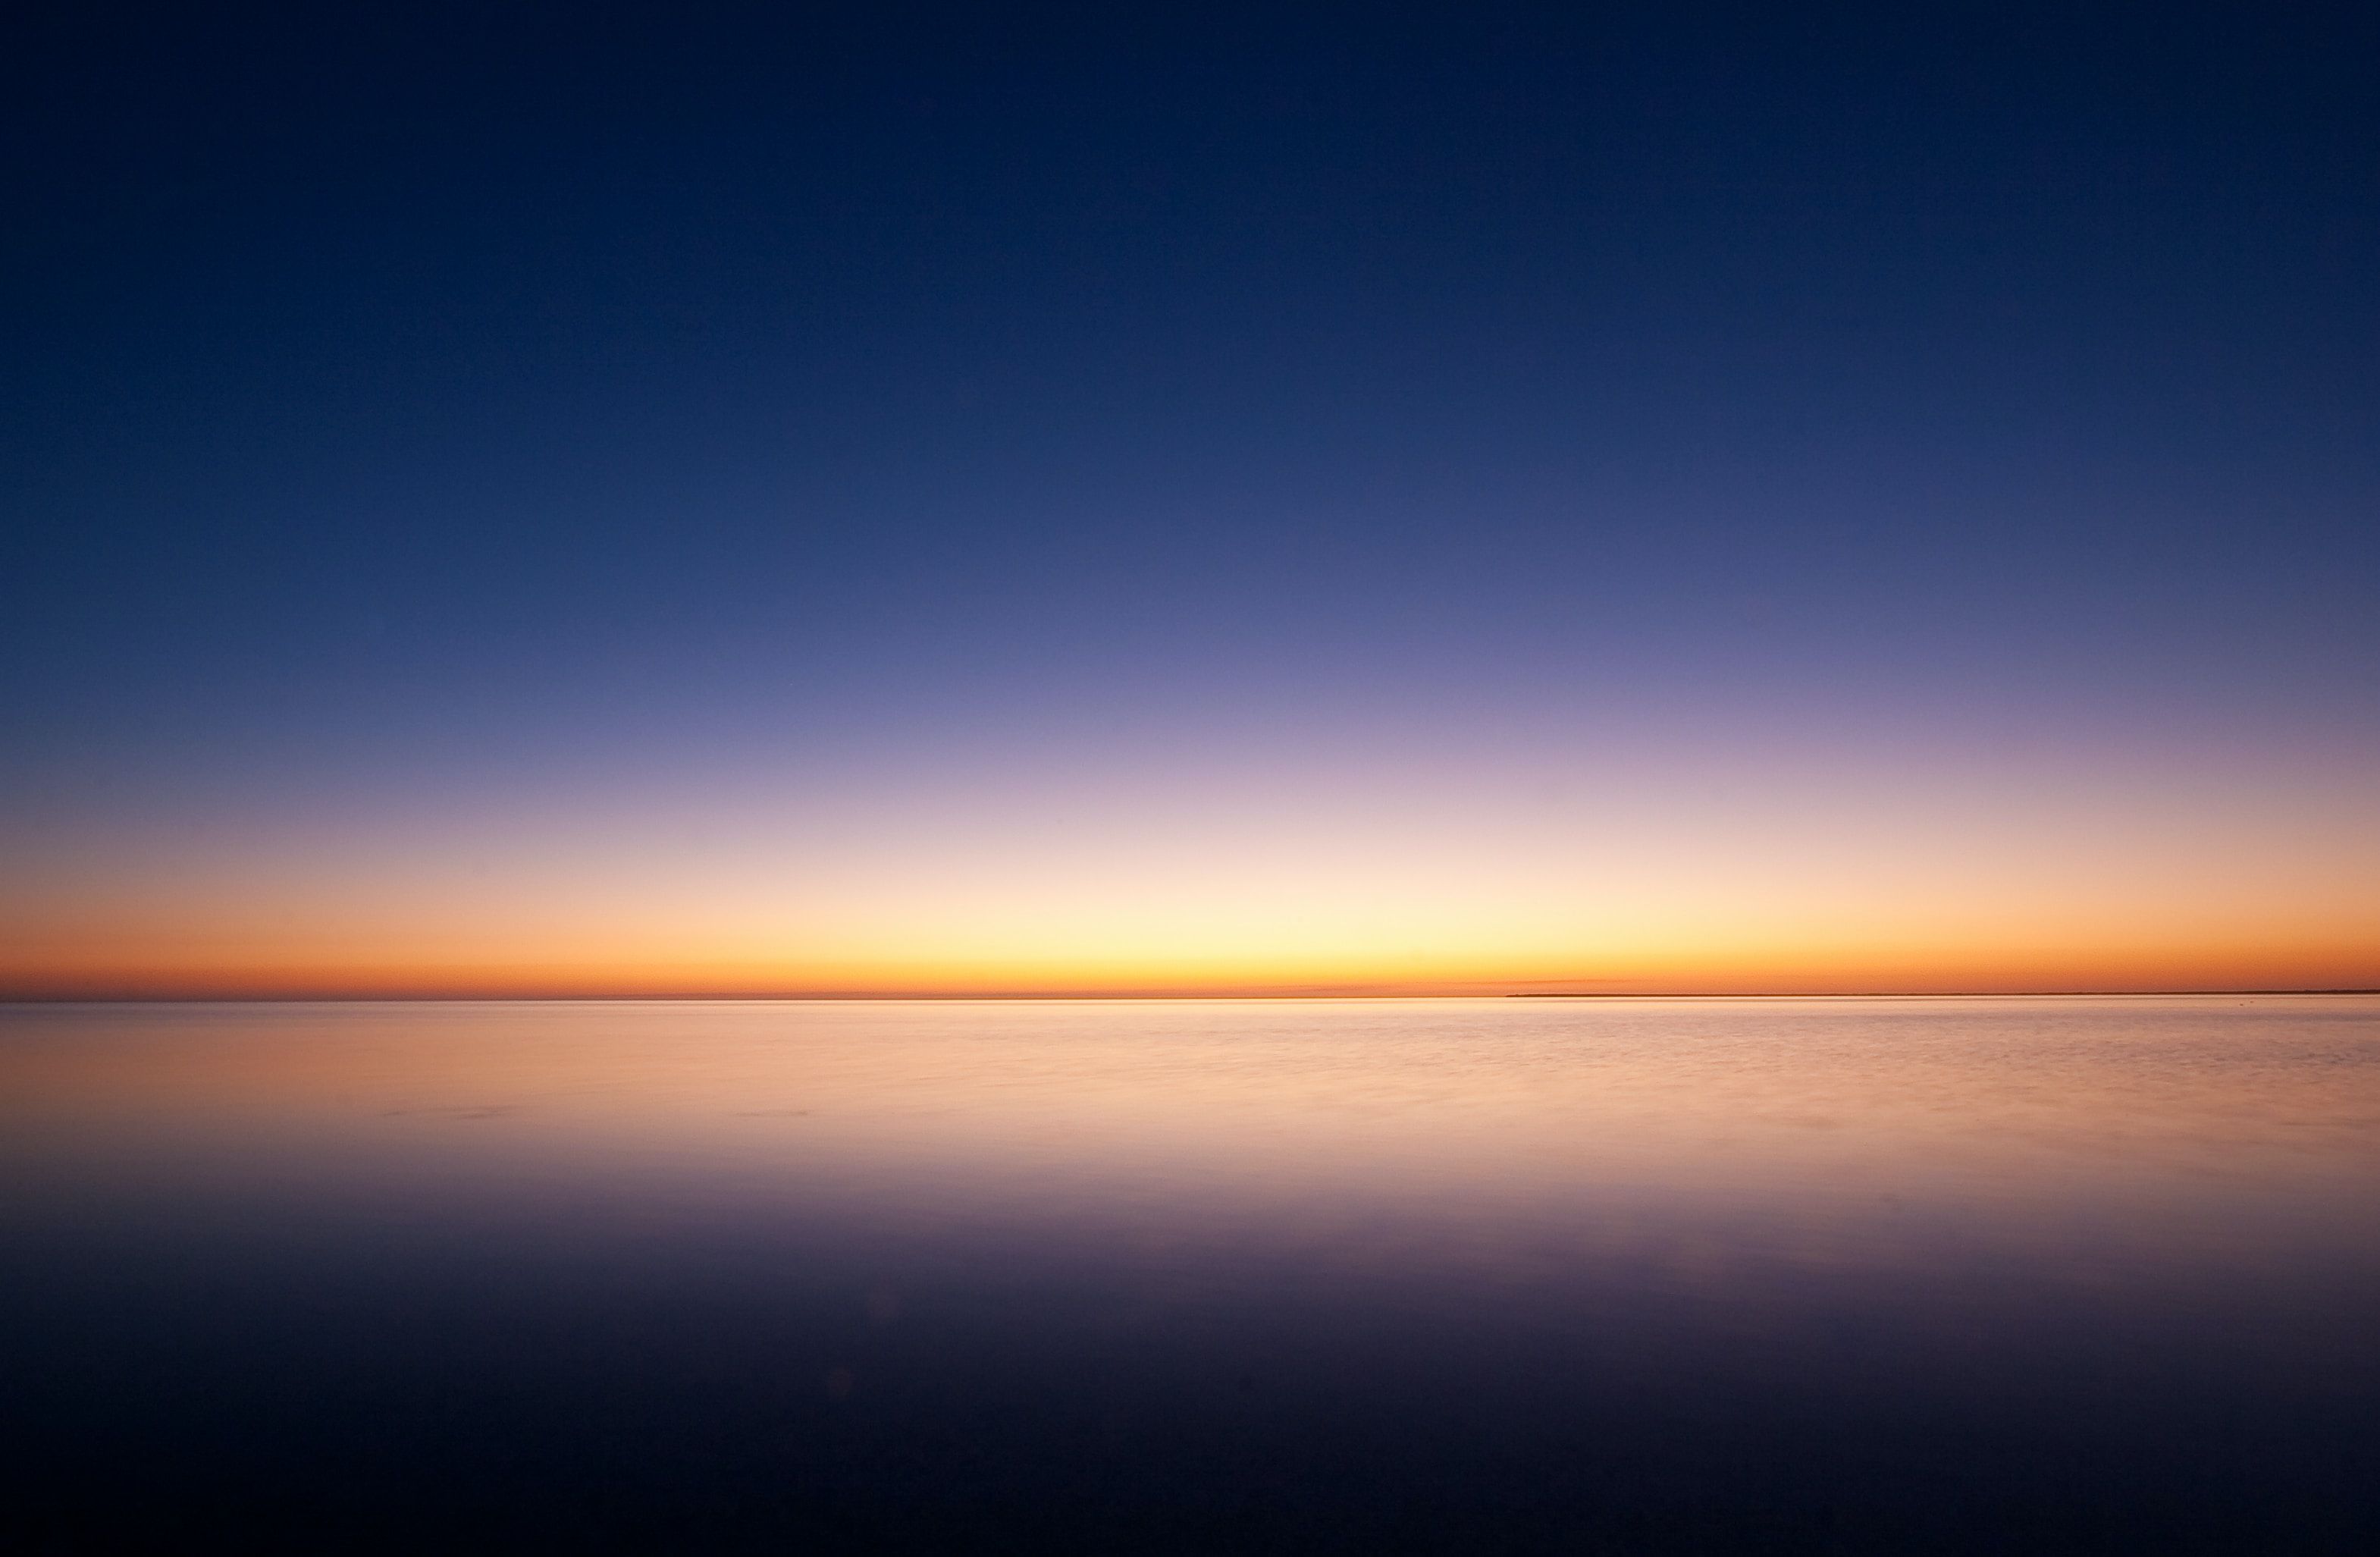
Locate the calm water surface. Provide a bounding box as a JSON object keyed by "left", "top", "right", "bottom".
{"left": 3, "top": 997, "right": 2377, "bottom": 1551}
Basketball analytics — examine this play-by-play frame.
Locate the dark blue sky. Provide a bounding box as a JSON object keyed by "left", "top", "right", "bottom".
{"left": 5, "top": 1, "right": 2377, "bottom": 839}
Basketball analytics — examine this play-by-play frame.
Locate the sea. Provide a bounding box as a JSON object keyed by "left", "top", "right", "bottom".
{"left": 3, "top": 996, "right": 2376, "bottom": 1552}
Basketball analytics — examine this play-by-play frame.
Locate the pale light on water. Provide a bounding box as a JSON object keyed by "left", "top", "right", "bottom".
{"left": 5, "top": 997, "right": 2378, "bottom": 1550}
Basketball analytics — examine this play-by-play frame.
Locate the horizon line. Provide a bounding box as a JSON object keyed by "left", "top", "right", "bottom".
{"left": 5, "top": 987, "right": 2377, "bottom": 1005}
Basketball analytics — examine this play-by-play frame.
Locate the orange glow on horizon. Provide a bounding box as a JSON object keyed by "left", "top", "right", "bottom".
{"left": 7, "top": 724, "right": 2375, "bottom": 1000}
{"left": 9, "top": 933, "right": 2378, "bottom": 1001}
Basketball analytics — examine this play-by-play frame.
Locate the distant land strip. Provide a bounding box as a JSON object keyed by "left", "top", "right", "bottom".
{"left": 3, "top": 988, "right": 2378, "bottom": 1003}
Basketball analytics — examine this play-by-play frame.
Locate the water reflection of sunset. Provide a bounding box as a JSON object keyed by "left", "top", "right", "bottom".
{"left": 10, "top": 1000, "right": 2376, "bottom": 1251}
{"left": 10, "top": 997, "right": 2379, "bottom": 1549}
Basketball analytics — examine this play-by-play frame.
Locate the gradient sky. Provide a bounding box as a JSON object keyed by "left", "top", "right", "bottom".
{"left": 5, "top": 2, "right": 2377, "bottom": 997}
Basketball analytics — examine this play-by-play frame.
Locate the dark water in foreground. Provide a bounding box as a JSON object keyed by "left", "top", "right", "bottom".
{"left": 3, "top": 997, "right": 2377, "bottom": 1552}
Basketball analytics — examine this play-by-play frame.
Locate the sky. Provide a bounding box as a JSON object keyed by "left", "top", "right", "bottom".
{"left": 4, "top": 2, "right": 2377, "bottom": 997}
